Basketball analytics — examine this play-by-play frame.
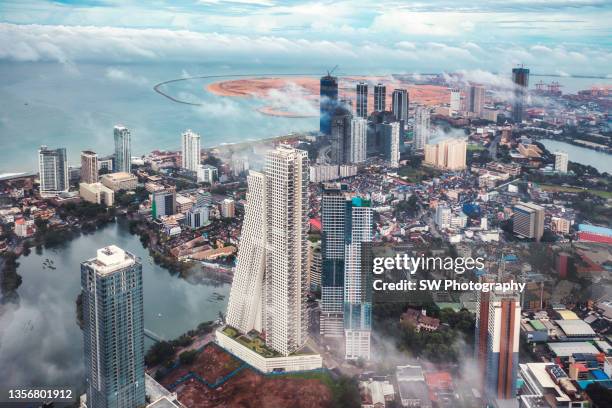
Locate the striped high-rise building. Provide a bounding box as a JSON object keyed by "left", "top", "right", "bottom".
{"left": 356, "top": 82, "right": 368, "bottom": 118}
{"left": 413, "top": 106, "right": 430, "bottom": 150}
{"left": 374, "top": 83, "right": 386, "bottom": 112}
{"left": 38, "top": 145, "right": 68, "bottom": 197}
{"left": 80, "top": 150, "right": 98, "bottom": 184}
{"left": 349, "top": 117, "right": 367, "bottom": 164}
{"left": 181, "top": 129, "right": 201, "bottom": 172}
{"left": 113, "top": 125, "right": 132, "bottom": 173}
{"left": 466, "top": 85, "right": 485, "bottom": 117}
{"left": 81, "top": 245, "right": 145, "bottom": 408}
{"left": 391, "top": 88, "right": 408, "bottom": 127}
{"left": 513, "top": 202, "right": 544, "bottom": 242}
{"left": 226, "top": 146, "right": 310, "bottom": 356}
{"left": 475, "top": 290, "right": 521, "bottom": 401}
{"left": 344, "top": 197, "right": 374, "bottom": 360}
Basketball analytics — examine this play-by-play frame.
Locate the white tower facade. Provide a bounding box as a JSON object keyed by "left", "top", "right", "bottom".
{"left": 349, "top": 117, "right": 367, "bottom": 164}
{"left": 181, "top": 129, "right": 201, "bottom": 172}
{"left": 113, "top": 125, "right": 132, "bottom": 173}
{"left": 414, "top": 106, "right": 430, "bottom": 150}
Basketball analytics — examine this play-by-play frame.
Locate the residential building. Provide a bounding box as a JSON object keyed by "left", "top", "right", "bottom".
{"left": 349, "top": 117, "right": 367, "bottom": 164}
{"left": 175, "top": 193, "right": 194, "bottom": 213}
{"left": 554, "top": 151, "right": 569, "bottom": 173}
{"left": 449, "top": 88, "right": 461, "bottom": 112}
{"left": 97, "top": 156, "right": 114, "bottom": 173}
{"left": 381, "top": 121, "right": 400, "bottom": 168}
{"left": 197, "top": 164, "right": 218, "bottom": 184}
{"left": 38, "top": 145, "right": 68, "bottom": 197}
{"left": 14, "top": 218, "right": 36, "bottom": 238}
{"left": 196, "top": 190, "right": 212, "bottom": 207}
{"left": 513, "top": 202, "right": 545, "bottom": 242}
{"left": 308, "top": 241, "right": 322, "bottom": 291}
{"left": 512, "top": 67, "right": 530, "bottom": 123}
{"left": 330, "top": 108, "right": 352, "bottom": 165}
{"left": 100, "top": 172, "right": 137, "bottom": 192}
{"left": 181, "top": 129, "right": 201, "bottom": 172}
{"left": 475, "top": 290, "right": 521, "bottom": 401}
{"left": 81, "top": 246, "right": 145, "bottom": 408}
{"left": 356, "top": 82, "right": 368, "bottom": 118}
{"left": 152, "top": 189, "right": 176, "bottom": 219}
{"left": 414, "top": 106, "right": 430, "bottom": 150}
{"left": 435, "top": 205, "right": 451, "bottom": 229}
{"left": 320, "top": 74, "right": 339, "bottom": 135}
{"left": 344, "top": 197, "right": 374, "bottom": 360}
{"left": 221, "top": 198, "right": 235, "bottom": 218}
{"left": 79, "top": 183, "right": 114, "bottom": 207}
{"left": 373, "top": 83, "right": 386, "bottom": 112}
{"left": 80, "top": 151, "right": 98, "bottom": 184}
{"left": 466, "top": 85, "right": 485, "bottom": 116}
{"left": 423, "top": 139, "right": 467, "bottom": 170}
{"left": 392, "top": 88, "right": 408, "bottom": 128}
{"left": 113, "top": 125, "right": 132, "bottom": 173}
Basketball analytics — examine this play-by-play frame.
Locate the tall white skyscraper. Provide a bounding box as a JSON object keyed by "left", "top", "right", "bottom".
{"left": 356, "top": 82, "right": 368, "bottom": 118}
{"left": 181, "top": 129, "right": 201, "bottom": 172}
{"left": 373, "top": 83, "right": 386, "bottom": 112}
{"left": 226, "top": 146, "right": 310, "bottom": 357}
{"left": 349, "top": 117, "right": 367, "bottom": 163}
{"left": 554, "top": 151, "right": 568, "bottom": 173}
{"left": 381, "top": 121, "right": 400, "bottom": 168}
{"left": 414, "top": 106, "right": 430, "bottom": 150}
{"left": 38, "top": 145, "right": 68, "bottom": 197}
{"left": 113, "top": 125, "right": 131, "bottom": 173}
{"left": 344, "top": 197, "right": 373, "bottom": 360}
{"left": 81, "top": 245, "right": 145, "bottom": 408}
{"left": 449, "top": 88, "right": 461, "bottom": 112}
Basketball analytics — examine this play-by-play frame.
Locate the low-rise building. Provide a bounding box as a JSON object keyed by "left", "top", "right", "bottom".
{"left": 14, "top": 218, "right": 36, "bottom": 237}
{"left": 79, "top": 182, "right": 114, "bottom": 207}
{"left": 100, "top": 172, "right": 138, "bottom": 191}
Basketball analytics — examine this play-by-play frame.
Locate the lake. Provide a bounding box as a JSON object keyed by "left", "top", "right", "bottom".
{"left": 540, "top": 139, "right": 612, "bottom": 174}
{"left": 0, "top": 219, "right": 229, "bottom": 392}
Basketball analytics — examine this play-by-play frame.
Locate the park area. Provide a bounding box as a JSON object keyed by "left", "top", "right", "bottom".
{"left": 159, "top": 342, "right": 333, "bottom": 407}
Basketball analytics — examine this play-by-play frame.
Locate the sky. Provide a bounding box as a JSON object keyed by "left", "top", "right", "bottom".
{"left": 0, "top": 0, "right": 611, "bottom": 75}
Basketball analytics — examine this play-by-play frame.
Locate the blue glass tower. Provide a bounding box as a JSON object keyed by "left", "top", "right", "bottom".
{"left": 81, "top": 245, "right": 145, "bottom": 408}
{"left": 320, "top": 75, "right": 339, "bottom": 136}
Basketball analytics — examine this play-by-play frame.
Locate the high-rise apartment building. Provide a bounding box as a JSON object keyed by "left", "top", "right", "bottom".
{"left": 356, "top": 82, "right": 368, "bottom": 118}
{"left": 38, "top": 145, "right": 68, "bottom": 197}
{"left": 449, "top": 88, "right": 461, "bottom": 112}
{"left": 344, "top": 197, "right": 373, "bottom": 360}
{"left": 373, "top": 83, "right": 386, "bottom": 112}
{"left": 423, "top": 139, "right": 466, "bottom": 170}
{"left": 435, "top": 205, "right": 451, "bottom": 229}
{"left": 475, "top": 290, "right": 521, "bottom": 401}
{"left": 554, "top": 151, "right": 568, "bottom": 173}
{"left": 512, "top": 67, "right": 530, "bottom": 123}
{"left": 320, "top": 74, "right": 339, "bottom": 135}
{"left": 513, "top": 202, "right": 544, "bottom": 242}
{"left": 466, "top": 85, "right": 485, "bottom": 116}
{"left": 81, "top": 245, "right": 145, "bottom": 408}
{"left": 413, "top": 106, "right": 430, "bottom": 150}
{"left": 349, "top": 117, "right": 367, "bottom": 164}
{"left": 320, "top": 183, "right": 349, "bottom": 338}
{"left": 225, "top": 146, "right": 310, "bottom": 356}
{"left": 380, "top": 122, "right": 400, "bottom": 168}
{"left": 391, "top": 89, "right": 408, "bottom": 127}
{"left": 221, "top": 198, "right": 235, "bottom": 218}
{"left": 330, "top": 109, "right": 352, "bottom": 165}
{"left": 80, "top": 150, "right": 98, "bottom": 184}
{"left": 181, "top": 129, "right": 201, "bottom": 172}
{"left": 113, "top": 125, "right": 132, "bottom": 173}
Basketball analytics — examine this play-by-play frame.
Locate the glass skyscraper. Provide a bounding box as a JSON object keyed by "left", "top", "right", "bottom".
{"left": 319, "top": 74, "right": 339, "bottom": 136}
{"left": 38, "top": 145, "right": 68, "bottom": 197}
{"left": 81, "top": 245, "right": 145, "bottom": 408}
{"left": 512, "top": 66, "right": 530, "bottom": 123}
{"left": 113, "top": 125, "right": 132, "bottom": 173}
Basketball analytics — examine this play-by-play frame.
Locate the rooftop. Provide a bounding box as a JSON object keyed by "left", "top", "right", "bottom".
{"left": 547, "top": 342, "right": 599, "bottom": 357}
{"left": 555, "top": 319, "right": 596, "bottom": 337}
{"left": 84, "top": 245, "right": 136, "bottom": 275}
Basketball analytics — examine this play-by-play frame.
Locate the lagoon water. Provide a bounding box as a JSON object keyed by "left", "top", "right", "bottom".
{"left": 540, "top": 139, "right": 611, "bottom": 174}
{"left": 0, "top": 220, "right": 229, "bottom": 392}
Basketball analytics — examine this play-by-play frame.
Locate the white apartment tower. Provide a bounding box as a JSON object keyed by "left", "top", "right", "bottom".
{"left": 181, "top": 129, "right": 201, "bottom": 172}
{"left": 349, "top": 117, "right": 367, "bottom": 164}
{"left": 554, "top": 151, "right": 568, "bottom": 173}
{"left": 414, "top": 106, "right": 430, "bottom": 150}
{"left": 113, "top": 125, "right": 131, "bottom": 173}
{"left": 80, "top": 150, "right": 98, "bottom": 184}
{"left": 226, "top": 146, "right": 310, "bottom": 356}
{"left": 38, "top": 145, "right": 68, "bottom": 197}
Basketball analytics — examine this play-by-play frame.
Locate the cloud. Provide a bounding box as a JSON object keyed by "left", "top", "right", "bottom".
{"left": 105, "top": 67, "right": 149, "bottom": 86}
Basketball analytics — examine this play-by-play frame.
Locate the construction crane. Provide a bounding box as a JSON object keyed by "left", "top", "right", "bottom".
{"left": 327, "top": 65, "right": 338, "bottom": 77}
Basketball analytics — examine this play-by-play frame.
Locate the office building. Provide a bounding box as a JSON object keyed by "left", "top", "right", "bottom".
{"left": 320, "top": 74, "right": 339, "bottom": 135}
{"left": 38, "top": 145, "right": 68, "bottom": 197}
{"left": 449, "top": 88, "right": 461, "bottom": 112}
{"left": 391, "top": 89, "right": 408, "bottom": 128}
{"left": 512, "top": 67, "right": 530, "bottom": 123}
{"left": 330, "top": 109, "right": 352, "bottom": 165}
{"left": 554, "top": 151, "right": 568, "bottom": 173}
{"left": 80, "top": 151, "right": 98, "bottom": 184}
{"left": 100, "top": 172, "right": 137, "bottom": 192}
{"left": 356, "top": 82, "right": 368, "bottom": 118}
{"left": 225, "top": 146, "right": 310, "bottom": 356}
{"left": 413, "top": 106, "right": 430, "bottom": 150}
{"left": 185, "top": 205, "right": 209, "bottom": 229}
{"left": 466, "top": 85, "right": 485, "bottom": 117}
{"left": 349, "top": 117, "right": 367, "bottom": 164}
{"left": 320, "top": 183, "right": 349, "bottom": 338}
{"left": 221, "top": 198, "right": 235, "bottom": 218}
{"left": 197, "top": 164, "right": 218, "bottom": 184}
{"left": 152, "top": 189, "right": 176, "bottom": 219}
{"left": 81, "top": 245, "right": 145, "bottom": 408}
{"left": 196, "top": 190, "right": 212, "bottom": 207}
{"left": 423, "top": 139, "right": 467, "bottom": 170}
{"left": 344, "top": 197, "right": 374, "bottom": 360}
{"left": 113, "top": 125, "right": 132, "bottom": 173}
{"left": 475, "top": 290, "right": 521, "bottom": 401}
{"left": 97, "top": 155, "right": 114, "bottom": 173}
{"left": 181, "top": 129, "right": 201, "bottom": 172}
{"left": 513, "top": 202, "right": 545, "bottom": 242}
{"left": 381, "top": 122, "right": 400, "bottom": 168}
{"left": 373, "top": 83, "right": 386, "bottom": 112}
{"left": 79, "top": 183, "right": 114, "bottom": 207}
